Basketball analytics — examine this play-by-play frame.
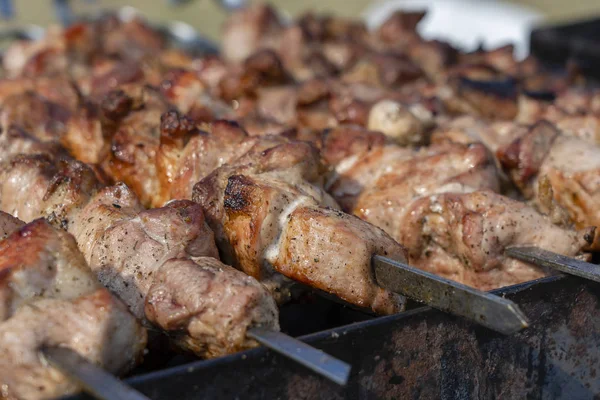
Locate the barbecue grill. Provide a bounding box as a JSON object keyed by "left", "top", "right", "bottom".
{"left": 62, "top": 7, "right": 600, "bottom": 400}
{"left": 69, "top": 274, "right": 600, "bottom": 400}
{"left": 1, "top": 2, "right": 600, "bottom": 400}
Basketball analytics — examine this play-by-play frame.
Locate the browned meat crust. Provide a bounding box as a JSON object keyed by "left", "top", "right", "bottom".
{"left": 193, "top": 135, "right": 407, "bottom": 314}
{"left": 0, "top": 219, "right": 146, "bottom": 400}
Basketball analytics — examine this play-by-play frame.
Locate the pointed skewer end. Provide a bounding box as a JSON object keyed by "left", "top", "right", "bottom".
{"left": 247, "top": 328, "right": 351, "bottom": 386}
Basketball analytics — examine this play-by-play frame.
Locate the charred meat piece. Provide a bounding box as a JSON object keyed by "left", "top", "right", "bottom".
{"left": 341, "top": 52, "right": 423, "bottom": 89}
{"left": 0, "top": 154, "right": 101, "bottom": 226}
{"left": 156, "top": 114, "right": 252, "bottom": 206}
{"left": 193, "top": 137, "right": 407, "bottom": 314}
{"left": 160, "top": 69, "right": 232, "bottom": 120}
{"left": 0, "top": 142, "right": 280, "bottom": 358}
{"left": 0, "top": 75, "right": 81, "bottom": 113}
{"left": 322, "top": 125, "right": 591, "bottom": 290}
{"left": 0, "top": 219, "right": 146, "bottom": 400}
{"left": 0, "top": 153, "right": 101, "bottom": 225}
{"left": 218, "top": 49, "right": 293, "bottom": 103}
{"left": 0, "top": 211, "right": 23, "bottom": 239}
{"left": 70, "top": 184, "right": 279, "bottom": 357}
{"left": 399, "top": 190, "right": 591, "bottom": 290}
{"left": 102, "top": 86, "right": 171, "bottom": 207}
{"left": 0, "top": 91, "right": 71, "bottom": 142}
{"left": 0, "top": 219, "right": 99, "bottom": 321}
{"left": 439, "top": 64, "right": 519, "bottom": 120}
{"left": 499, "top": 122, "right": 600, "bottom": 248}
{"left": 0, "top": 288, "right": 146, "bottom": 400}
{"left": 0, "top": 125, "right": 68, "bottom": 165}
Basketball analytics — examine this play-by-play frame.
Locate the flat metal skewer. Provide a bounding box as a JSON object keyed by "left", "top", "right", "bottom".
{"left": 372, "top": 255, "right": 529, "bottom": 335}
{"left": 506, "top": 246, "right": 600, "bottom": 283}
{"left": 247, "top": 328, "right": 351, "bottom": 386}
{"left": 42, "top": 346, "right": 151, "bottom": 400}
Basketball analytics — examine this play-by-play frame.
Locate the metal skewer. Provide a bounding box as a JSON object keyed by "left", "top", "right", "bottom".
{"left": 372, "top": 255, "right": 529, "bottom": 335}
{"left": 42, "top": 346, "right": 151, "bottom": 400}
{"left": 506, "top": 246, "right": 600, "bottom": 283}
{"left": 247, "top": 328, "right": 351, "bottom": 386}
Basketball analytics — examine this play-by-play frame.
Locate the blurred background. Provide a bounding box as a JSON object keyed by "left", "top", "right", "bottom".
{"left": 0, "top": 0, "right": 599, "bottom": 54}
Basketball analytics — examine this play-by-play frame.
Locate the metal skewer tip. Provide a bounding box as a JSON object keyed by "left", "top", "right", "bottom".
{"left": 372, "top": 255, "right": 529, "bottom": 335}
{"left": 506, "top": 246, "right": 600, "bottom": 283}
{"left": 247, "top": 328, "right": 351, "bottom": 386}
{"left": 41, "top": 346, "right": 151, "bottom": 400}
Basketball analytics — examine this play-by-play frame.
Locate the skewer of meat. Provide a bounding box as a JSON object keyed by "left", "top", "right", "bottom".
{"left": 431, "top": 115, "right": 600, "bottom": 250}
{"left": 0, "top": 127, "right": 350, "bottom": 384}
{"left": 0, "top": 213, "right": 146, "bottom": 400}
{"left": 147, "top": 110, "right": 408, "bottom": 313}
{"left": 0, "top": 137, "right": 278, "bottom": 356}
{"left": 320, "top": 125, "right": 594, "bottom": 290}
{"left": 497, "top": 121, "right": 600, "bottom": 249}
{"left": 169, "top": 114, "right": 527, "bottom": 332}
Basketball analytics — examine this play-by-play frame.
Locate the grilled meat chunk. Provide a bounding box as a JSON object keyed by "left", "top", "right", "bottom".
{"left": 0, "top": 211, "right": 23, "bottom": 239}
{"left": 145, "top": 256, "right": 278, "bottom": 357}
{"left": 430, "top": 116, "right": 528, "bottom": 156}
{"left": 323, "top": 125, "right": 591, "bottom": 289}
{"left": 499, "top": 121, "right": 600, "bottom": 247}
{"left": 193, "top": 137, "right": 407, "bottom": 314}
{"left": 0, "top": 91, "right": 71, "bottom": 142}
{"left": 399, "top": 191, "right": 591, "bottom": 289}
{"left": 70, "top": 184, "right": 279, "bottom": 357}
{"left": 0, "top": 288, "right": 146, "bottom": 400}
{"left": 156, "top": 114, "right": 250, "bottom": 206}
{"left": 102, "top": 87, "right": 170, "bottom": 207}
{"left": 0, "top": 136, "right": 280, "bottom": 358}
{"left": 0, "top": 125, "right": 68, "bottom": 165}
{"left": 322, "top": 125, "right": 411, "bottom": 210}
{"left": 322, "top": 126, "right": 499, "bottom": 211}
{"left": 351, "top": 143, "right": 500, "bottom": 235}
{"left": 0, "top": 219, "right": 99, "bottom": 321}
{"left": 0, "top": 154, "right": 101, "bottom": 226}
{"left": 70, "top": 185, "right": 218, "bottom": 318}
{"left": 0, "top": 219, "right": 146, "bottom": 400}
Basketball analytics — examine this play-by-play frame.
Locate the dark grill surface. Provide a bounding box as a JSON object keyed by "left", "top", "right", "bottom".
{"left": 67, "top": 275, "right": 600, "bottom": 400}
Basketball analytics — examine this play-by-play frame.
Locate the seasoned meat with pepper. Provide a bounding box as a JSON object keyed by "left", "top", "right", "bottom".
{"left": 193, "top": 136, "right": 407, "bottom": 314}
{"left": 156, "top": 113, "right": 250, "bottom": 206}
{"left": 0, "top": 128, "right": 280, "bottom": 358}
{"left": 323, "top": 125, "right": 591, "bottom": 289}
{"left": 101, "top": 86, "right": 170, "bottom": 207}
{"left": 0, "top": 219, "right": 146, "bottom": 400}
{"left": 499, "top": 121, "right": 600, "bottom": 248}
{"left": 0, "top": 219, "right": 99, "bottom": 321}
{"left": 0, "top": 154, "right": 101, "bottom": 226}
{"left": 71, "top": 184, "right": 279, "bottom": 357}
{"left": 0, "top": 211, "right": 23, "bottom": 239}
{"left": 400, "top": 190, "right": 592, "bottom": 289}
{"left": 0, "top": 288, "right": 146, "bottom": 400}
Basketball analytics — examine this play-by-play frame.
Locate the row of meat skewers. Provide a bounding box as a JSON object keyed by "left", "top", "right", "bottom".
{"left": 1, "top": 3, "right": 600, "bottom": 399}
